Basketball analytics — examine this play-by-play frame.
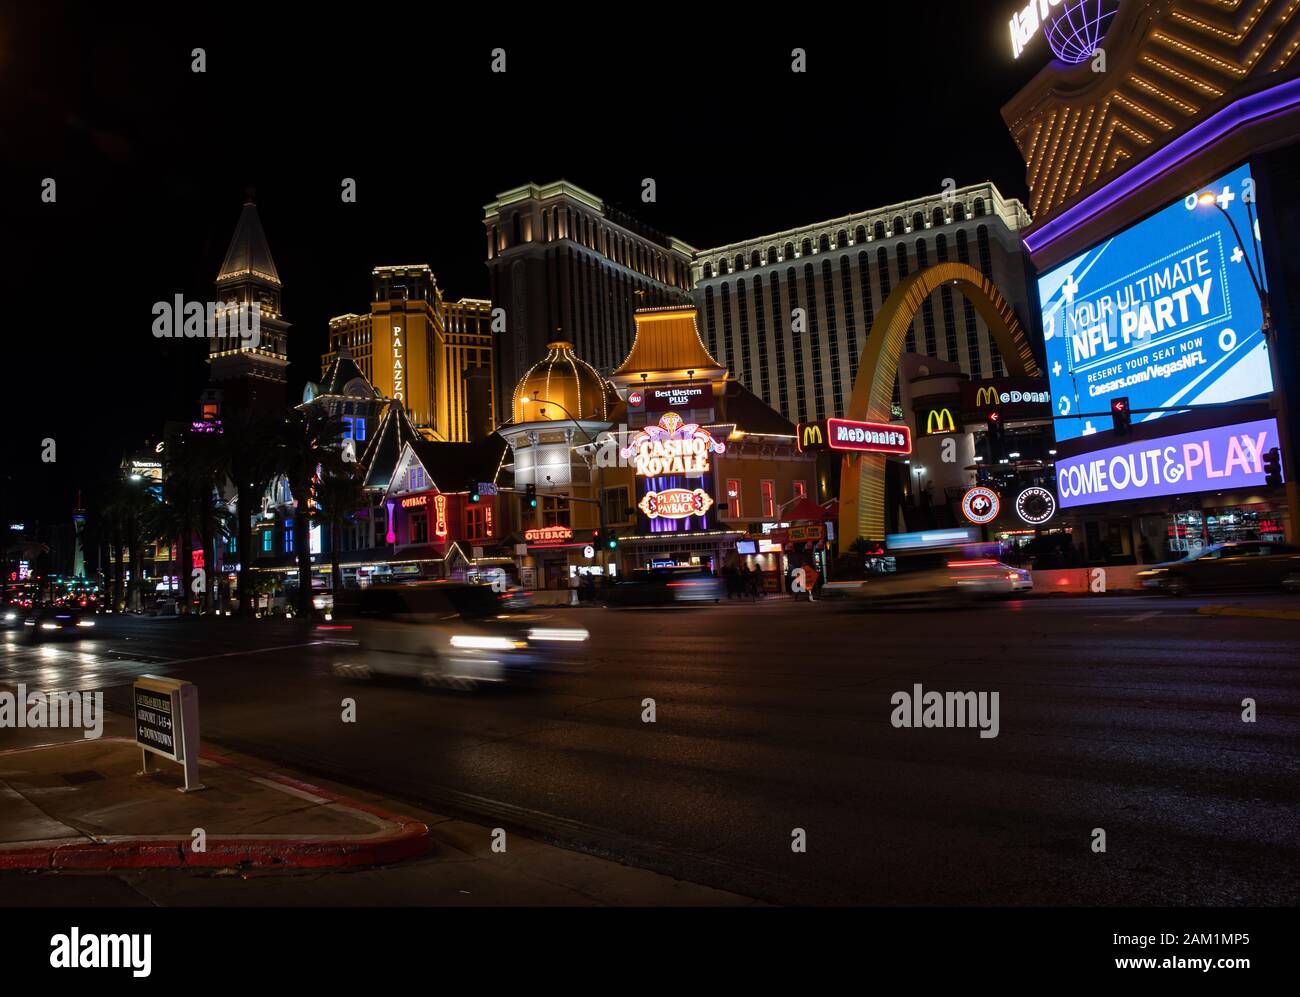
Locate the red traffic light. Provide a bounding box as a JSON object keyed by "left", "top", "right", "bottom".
{"left": 988, "top": 411, "right": 1001, "bottom": 423}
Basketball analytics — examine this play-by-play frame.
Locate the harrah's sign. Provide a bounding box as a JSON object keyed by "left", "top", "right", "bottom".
{"left": 1057, "top": 418, "right": 1279, "bottom": 509}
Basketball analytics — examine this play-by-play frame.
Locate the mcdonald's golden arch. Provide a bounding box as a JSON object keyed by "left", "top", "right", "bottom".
{"left": 797, "top": 421, "right": 826, "bottom": 452}
{"left": 975, "top": 386, "right": 999, "bottom": 408}
{"left": 924, "top": 408, "right": 956, "bottom": 435}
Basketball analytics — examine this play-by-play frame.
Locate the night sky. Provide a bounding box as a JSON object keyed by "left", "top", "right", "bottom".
{"left": 2, "top": 4, "right": 1048, "bottom": 525}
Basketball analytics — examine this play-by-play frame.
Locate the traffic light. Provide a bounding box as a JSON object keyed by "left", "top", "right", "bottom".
{"left": 590, "top": 529, "right": 602, "bottom": 548}
{"left": 985, "top": 410, "right": 1004, "bottom": 460}
{"left": 1263, "top": 446, "right": 1283, "bottom": 487}
{"left": 469, "top": 489, "right": 481, "bottom": 504}
{"left": 525, "top": 483, "right": 538, "bottom": 509}
{"left": 606, "top": 532, "right": 618, "bottom": 551}
{"left": 1110, "top": 396, "right": 1132, "bottom": 437}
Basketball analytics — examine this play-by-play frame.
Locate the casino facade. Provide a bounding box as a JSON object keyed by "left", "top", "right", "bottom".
{"left": 1003, "top": 0, "right": 1300, "bottom": 561}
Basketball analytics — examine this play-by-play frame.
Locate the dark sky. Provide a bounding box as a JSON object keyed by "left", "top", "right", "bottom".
{"left": 2, "top": 3, "right": 1050, "bottom": 525}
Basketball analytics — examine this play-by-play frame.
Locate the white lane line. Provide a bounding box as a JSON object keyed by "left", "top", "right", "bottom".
{"left": 1124, "top": 610, "right": 1164, "bottom": 622}
{"left": 156, "top": 641, "right": 328, "bottom": 665}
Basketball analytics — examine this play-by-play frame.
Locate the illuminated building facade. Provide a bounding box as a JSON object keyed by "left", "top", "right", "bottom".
{"left": 483, "top": 181, "right": 696, "bottom": 423}
{"left": 208, "top": 197, "right": 291, "bottom": 416}
{"left": 1003, "top": 0, "right": 1300, "bottom": 559}
{"left": 320, "top": 266, "right": 496, "bottom": 443}
{"left": 690, "top": 183, "right": 1037, "bottom": 425}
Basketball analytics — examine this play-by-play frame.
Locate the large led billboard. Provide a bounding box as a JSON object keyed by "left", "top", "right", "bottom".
{"left": 1038, "top": 163, "right": 1272, "bottom": 443}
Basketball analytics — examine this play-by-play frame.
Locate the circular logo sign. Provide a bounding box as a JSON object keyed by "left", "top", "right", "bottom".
{"left": 627, "top": 391, "right": 644, "bottom": 407}
{"left": 1014, "top": 486, "right": 1057, "bottom": 525}
{"left": 961, "top": 486, "right": 1001, "bottom": 525}
{"left": 583, "top": 545, "right": 595, "bottom": 558}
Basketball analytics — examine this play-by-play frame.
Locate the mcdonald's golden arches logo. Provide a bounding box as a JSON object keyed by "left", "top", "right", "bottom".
{"left": 797, "top": 421, "right": 826, "bottom": 452}
{"left": 924, "top": 408, "right": 956, "bottom": 435}
{"left": 974, "top": 386, "right": 999, "bottom": 408}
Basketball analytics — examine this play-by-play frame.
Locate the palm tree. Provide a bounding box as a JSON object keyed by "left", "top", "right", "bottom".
{"left": 213, "top": 413, "right": 282, "bottom": 617}
{"left": 314, "top": 466, "right": 367, "bottom": 598}
{"left": 154, "top": 460, "right": 200, "bottom": 615}
{"left": 272, "top": 409, "right": 349, "bottom": 618}
{"left": 100, "top": 475, "right": 159, "bottom": 612}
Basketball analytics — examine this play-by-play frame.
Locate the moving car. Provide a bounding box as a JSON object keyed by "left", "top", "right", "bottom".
{"left": 332, "top": 582, "right": 587, "bottom": 689}
{"left": 23, "top": 605, "right": 95, "bottom": 641}
{"left": 825, "top": 550, "right": 1032, "bottom": 608}
{"left": 1138, "top": 541, "right": 1300, "bottom": 595}
{"left": 605, "top": 566, "right": 723, "bottom": 606}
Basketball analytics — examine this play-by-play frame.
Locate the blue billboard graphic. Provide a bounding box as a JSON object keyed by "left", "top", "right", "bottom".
{"left": 1038, "top": 163, "right": 1272, "bottom": 443}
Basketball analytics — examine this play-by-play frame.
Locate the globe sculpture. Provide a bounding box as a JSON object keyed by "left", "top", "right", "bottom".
{"left": 1045, "top": 0, "right": 1120, "bottom": 64}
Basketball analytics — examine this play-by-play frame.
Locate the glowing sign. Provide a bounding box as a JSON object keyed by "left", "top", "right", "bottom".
{"left": 638, "top": 488, "right": 714, "bottom": 520}
{"left": 526, "top": 526, "right": 573, "bottom": 544}
{"left": 1056, "top": 418, "right": 1280, "bottom": 509}
{"left": 400, "top": 494, "right": 428, "bottom": 509}
{"left": 924, "top": 408, "right": 957, "bottom": 435}
{"left": 627, "top": 390, "right": 644, "bottom": 407}
{"left": 1040, "top": 164, "right": 1272, "bottom": 442}
{"left": 961, "top": 486, "right": 1001, "bottom": 525}
{"left": 1014, "top": 486, "right": 1057, "bottom": 525}
{"left": 826, "top": 418, "right": 912, "bottom": 454}
{"left": 433, "top": 493, "right": 448, "bottom": 538}
{"left": 622, "top": 412, "right": 725, "bottom": 477}
{"left": 392, "top": 323, "right": 404, "bottom": 402}
{"left": 385, "top": 502, "right": 396, "bottom": 544}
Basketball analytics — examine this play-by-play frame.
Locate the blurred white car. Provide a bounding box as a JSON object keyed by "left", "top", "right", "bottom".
{"left": 826, "top": 553, "right": 1032, "bottom": 607}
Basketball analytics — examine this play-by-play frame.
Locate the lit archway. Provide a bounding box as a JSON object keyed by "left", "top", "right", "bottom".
{"left": 838, "top": 261, "right": 1041, "bottom": 542}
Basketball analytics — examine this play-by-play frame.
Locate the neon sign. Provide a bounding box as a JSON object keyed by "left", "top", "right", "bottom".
{"left": 433, "top": 493, "right": 448, "bottom": 538}
{"left": 961, "top": 486, "right": 1001, "bottom": 525}
{"left": 392, "top": 323, "right": 404, "bottom": 402}
{"left": 621, "top": 412, "right": 725, "bottom": 477}
{"left": 400, "top": 494, "right": 428, "bottom": 509}
{"left": 638, "top": 488, "right": 714, "bottom": 520}
{"left": 827, "top": 418, "right": 912, "bottom": 454}
{"left": 525, "top": 526, "right": 573, "bottom": 544}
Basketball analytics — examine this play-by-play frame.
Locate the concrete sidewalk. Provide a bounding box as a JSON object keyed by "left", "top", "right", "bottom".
{"left": 0, "top": 737, "right": 759, "bottom": 905}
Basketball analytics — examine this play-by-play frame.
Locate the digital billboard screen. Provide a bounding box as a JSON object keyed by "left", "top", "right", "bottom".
{"left": 1038, "top": 163, "right": 1272, "bottom": 443}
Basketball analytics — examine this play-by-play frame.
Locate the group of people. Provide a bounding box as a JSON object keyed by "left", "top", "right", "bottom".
{"left": 722, "top": 563, "right": 764, "bottom": 600}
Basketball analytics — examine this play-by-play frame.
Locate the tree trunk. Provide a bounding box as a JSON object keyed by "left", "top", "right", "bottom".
{"left": 179, "top": 531, "right": 193, "bottom": 616}
{"left": 295, "top": 501, "right": 312, "bottom": 617}
{"left": 237, "top": 483, "right": 255, "bottom": 617}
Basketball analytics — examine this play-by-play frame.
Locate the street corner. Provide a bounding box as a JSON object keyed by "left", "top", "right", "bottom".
{"left": 0, "top": 737, "right": 430, "bottom": 871}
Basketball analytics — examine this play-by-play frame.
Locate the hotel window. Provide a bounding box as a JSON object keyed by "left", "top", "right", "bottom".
{"left": 736, "top": 278, "right": 752, "bottom": 385}
{"left": 873, "top": 221, "right": 886, "bottom": 240}
{"left": 783, "top": 242, "right": 795, "bottom": 260}
{"left": 409, "top": 466, "right": 426, "bottom": 491}
{"left": 754, "top": 275, "right": 770, "bottom": 402}
{"left": 854, "top": 225, "right": 867, "bottom": 244}
{"left": 787, "top": 267, "right": 807, "bottom": 423}
{"left": 720, "top": 282, "right": 735, "bottom": 376}
{"left": 760, "top": 480, "right": 775, "bottom": 519}
{"left": 261, "top": 530, "right": 273, "bottom": 553}
{"left": 793, "top": 481, "right": 807, "bottom": 500}
{"left": 410, "top": 510, "right": 429, "bottom": 544}
{"left": 704, "top": 286, "right": 718, "bottom": 359}
{"left": 821, "top": 259, "right": 842, "bottom": 418}
{"left": 543, "top": 496, "right": 570, "bottom": 528}
{"left": 284, "top": 522, "right": 294, "bottom": 554}
{"left": 465, "top": 506, "right": 489, "bottom": 541}
{"left": 603, "top": 485, "right": 631, "bottom": 525}
{"left": 770, "top": 273, "right": 789, "bottom": 418}
{"left": 804, "top": 263, "right": 825, "bottom": 420}
{"left": 726, "top": 479, "right": 743, "bottom": 519}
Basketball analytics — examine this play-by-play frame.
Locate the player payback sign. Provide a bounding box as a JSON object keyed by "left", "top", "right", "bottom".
{"left": 1056, "top": 417, "right": 1280, "bottom": 509}
{"left": 133, "top": 675, "right": 204, "bottom": 792}
{"left": 798, "top": 418, "right": 912, "bottom": 455}
{"left": 1039, "top": 164, "right": 1273, "bottom": 443}
{"left": 639, "top": 487, "right": 714, "bottom": 520}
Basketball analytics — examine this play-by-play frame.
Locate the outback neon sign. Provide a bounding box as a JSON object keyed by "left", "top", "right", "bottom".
{"left": 525, "top": 526, "right": 573, "bottom": 544}
{"left": 638, "top": 488, "right": 714, "bottom": 520}
{"left": 621, "top": 412, "right": 726, "bottom": 477}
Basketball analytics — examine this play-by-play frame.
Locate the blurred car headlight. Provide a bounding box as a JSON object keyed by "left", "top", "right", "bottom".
{"left": 527, "top": 627, "right": 589, "bottom": 642}
{"left": 76, "top": 620, "right": 95, "bottom": 627}
{"left": 450, "top": 634, "right": 519, "bottom": 651}
{"left": 41, "top": 622, "right": 60, "bottom": 630}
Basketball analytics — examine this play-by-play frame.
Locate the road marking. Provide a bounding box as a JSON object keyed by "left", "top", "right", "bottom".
{"left": 157, "top": 641, "right": 329, "bottom": 665}
{"left": 1125, "top": 610, "right": 1163, "bottom": 622}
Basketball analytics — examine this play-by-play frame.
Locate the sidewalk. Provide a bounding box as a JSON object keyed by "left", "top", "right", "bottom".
{"left": 1196, "top": 598, "right": 1300, "bottom": 621}
{"left": 0, "top": 737, "right": 758, "bottom": 906}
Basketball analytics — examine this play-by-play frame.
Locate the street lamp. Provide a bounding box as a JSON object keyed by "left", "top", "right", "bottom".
{"left": 1195, "top": 189, "right": 1300, "bottom": 541}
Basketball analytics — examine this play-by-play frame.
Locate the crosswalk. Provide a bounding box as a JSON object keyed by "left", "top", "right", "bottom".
{"left": 0, "top": 631, "right": 170, "bottom": 693}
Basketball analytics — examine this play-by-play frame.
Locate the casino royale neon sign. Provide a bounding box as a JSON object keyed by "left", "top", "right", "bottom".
{"left": 621, "top": 412, "right": 726, "bottom": 477}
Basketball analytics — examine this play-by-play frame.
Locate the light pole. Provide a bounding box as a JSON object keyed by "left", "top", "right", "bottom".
{"left": 1195, "top": 190, "right": 1300, "bottom": 541}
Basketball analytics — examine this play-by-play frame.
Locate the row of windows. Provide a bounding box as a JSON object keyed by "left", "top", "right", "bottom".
{"left": 701, "top": 198, "right": 990, "bottom": 279}
{"left": 723, "top": 478, "right": 807, "bottom": 520}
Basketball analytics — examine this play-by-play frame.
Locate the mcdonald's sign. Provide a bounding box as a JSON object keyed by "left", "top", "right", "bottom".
{"left": 923, "top": 407, "right": 957, "bottom": 435}
{"left": 960, "top": 377, "right": 1050, "bottom": 421}
{"left": 797, "top": 421, "right": 827, "bottom": 453}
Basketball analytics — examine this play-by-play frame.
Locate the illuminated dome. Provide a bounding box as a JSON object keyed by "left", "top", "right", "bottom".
{"left": 1046, "top": 0, "right": 1119, "bottom": 65}
{"left": 512, "top": 341, "right": 610, "bottom": 424}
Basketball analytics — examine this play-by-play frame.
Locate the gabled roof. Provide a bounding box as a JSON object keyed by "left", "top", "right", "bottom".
{"left": 721, "top": 379, "right": 795, "bottom": 435}
{"left": 319, "top": 345, "right": 379, "bottom": 398}
{"left": 217, "top": 199, "right": 281, "bottom": 286}
{"left": 407, "top": 437, "right": 509, "bottom": 494}
{"left": 613, "top": 306, "right": 724, "bottom": 377}
{"left": 361, "top": 399, "right": 424, "bottom": 491}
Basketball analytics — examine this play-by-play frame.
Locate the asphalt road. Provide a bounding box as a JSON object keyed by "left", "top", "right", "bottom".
{"left": 3, "top": 593, "right": 1299, "bottom": 905}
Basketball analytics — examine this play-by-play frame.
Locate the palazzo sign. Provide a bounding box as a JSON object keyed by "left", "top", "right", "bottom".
{"left": 392, "top": 323, "right": 405, "bottom": 402}
{"left": 1056, "top": 418, "right": 1280, "bottom": 509}
{"left": 622, "top": 412, "right": 726, "bottom": 477}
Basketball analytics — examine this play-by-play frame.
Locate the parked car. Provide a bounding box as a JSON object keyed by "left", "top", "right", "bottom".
{"left": 605, "top": 566, "right": 723, "bottom": 606}
{"left": 1138, "top": 541, "right": 1300, "bottom": 595}
{"left": 332, "top": 582, "right": 587, "bottom": 689}
{"left": 825, "top": 550, "right": 1032, "bottom": 608}
{"left": 23, "top": 605, "right": 95, "bottom": 641}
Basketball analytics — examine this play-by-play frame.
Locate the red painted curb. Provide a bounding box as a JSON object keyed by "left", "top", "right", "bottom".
{"left": 0, "top": 739, "right": 431, "bottom": 871}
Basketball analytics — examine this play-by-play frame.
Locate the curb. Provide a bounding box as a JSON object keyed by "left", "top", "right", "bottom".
{"left": 1197, "top": 605, "right": 1300, "bottom": 622}
{"left": 0, "top": 740, "right": 431, "bottom": 871}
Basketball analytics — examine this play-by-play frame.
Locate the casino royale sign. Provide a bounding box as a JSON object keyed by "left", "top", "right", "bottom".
{"left": 1057, "top": 418, "right": 1280, "bottom": 509}
{"left": 622, "top": 412, "right": 726, "bottom": 477}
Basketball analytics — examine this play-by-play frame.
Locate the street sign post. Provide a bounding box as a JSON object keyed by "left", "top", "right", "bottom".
{"left": 133, "top": 675, "right": 204, "bottom": 792}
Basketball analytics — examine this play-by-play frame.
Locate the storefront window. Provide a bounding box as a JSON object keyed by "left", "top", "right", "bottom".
{"left": 543, "top": 496, "right": 570, "bottom": 528}
{"left": 726, "top": 478, "right": 742, "bottom": 519}
{"left": 760, "top": 480, "right": 775, "bottom": 519}
{"left": 465, "top": 506, "right": 489, "bottom": 541}
{"left": 410, "top": 511, "right": 428, "bottom": 544}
